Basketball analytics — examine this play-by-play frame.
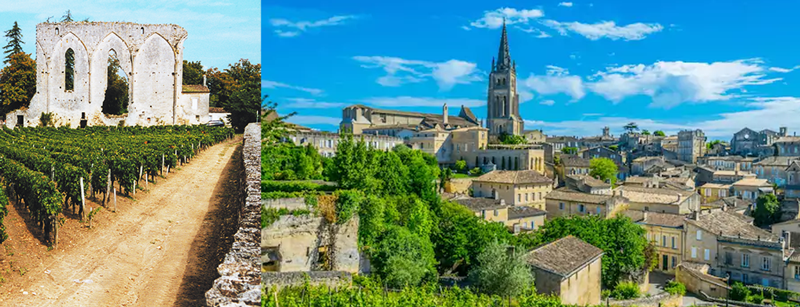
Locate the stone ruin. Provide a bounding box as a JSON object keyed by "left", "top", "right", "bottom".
{"left": 5, "top": 22, "right": 210, "bottom": 128}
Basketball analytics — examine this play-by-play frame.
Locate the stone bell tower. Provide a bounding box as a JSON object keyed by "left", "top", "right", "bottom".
{"left": 486, "top": 19, "right": 523, "bottom": 141}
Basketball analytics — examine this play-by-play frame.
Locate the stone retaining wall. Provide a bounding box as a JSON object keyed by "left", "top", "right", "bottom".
{"left": 261, "top": 271, "right": 352, "bottom": 289}
{"left": 205, "top": 123, "right": 261, "bottom": 306}
{"left": 262, "top": 197, "right": 306, "bottom": 211}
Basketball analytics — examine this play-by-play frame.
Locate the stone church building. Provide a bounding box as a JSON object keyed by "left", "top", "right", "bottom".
{"left": 5, "top": 22, "right": 209, "bottom": 128}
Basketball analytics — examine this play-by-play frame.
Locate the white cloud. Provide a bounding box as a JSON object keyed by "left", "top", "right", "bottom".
{"left": 288, "top": 115, "right": 341, "bottom": 126}
{"left": 558, "top": 2, "right": 574, "bottom": 7}
{"left": 352, "top": 56, "right": 482, "bottom": 90}
{"left": 516, "top": 26, "right": 551, "bottom": 38}
{"left": 468, "top": 7, "right": 544, "bottom": 29}
{"left": 282, "top": 98, "right": 347, "bottom": 109}
{"left": 262, "top": 80, "right": 324, "bottom": 96}
{"left": 461, "top": 25, "right": 471, "bottom": 31}
{"left": 519, "top": 90, "right": 535, "bottom": 103}
{"left": 362, "top": 96, "right": 485, "bottom": 108}
{"left": 539, "top": 99, "right": 555, "bottom": 106}
{"left": 521, "top": 65, "right": 586, "bottom": 101}
{"left": 269, "top": 15, "right": 356, "bottom": 37}
{"left": 588, "top": 59, "right": 781, "bottom": 108}
{"left": 769, "top": 65, "right": 800, "bottom": 73}
{"left": 541, "top": 20, "right": 663, "bottom": 41}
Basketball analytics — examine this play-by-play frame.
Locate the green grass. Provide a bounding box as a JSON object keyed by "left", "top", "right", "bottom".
{"left": 451, "top": 173, "right": 477, "bottom": 179}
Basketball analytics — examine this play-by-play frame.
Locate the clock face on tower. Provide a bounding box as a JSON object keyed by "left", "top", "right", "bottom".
{"left": 744, "top": 133, "right": 749, "bottom": 139}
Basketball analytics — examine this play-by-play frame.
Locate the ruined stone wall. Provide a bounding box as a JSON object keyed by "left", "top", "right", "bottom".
{"left": 261, "top": 214, "right": 360, "bottom": 273}
{"left": 262, "top": 197, "right": 307, "bottom": 211}
{"left": 6, "top": 22, "right": 209, "bottom": 128}
{"left": 205, "top": 123, "right": 260, "bottom": 307}
{"left": 261, "top": 271, "right": 352, "bottom": 289}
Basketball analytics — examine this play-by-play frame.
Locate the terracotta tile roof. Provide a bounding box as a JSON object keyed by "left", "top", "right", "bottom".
{"left": 755, "top": 156, "right": 800, "bottom": 167}
{"left": 525, "top": 236, "right": 604, "bottom": 278}
{"left": 561, "top": 154, "right": 591, "bottom": 167}
{"left": 181, "top": 84, "right": 210, "bottom": 93}
{"left": 452, "top": 197, "right": 507, "bottom": 212}
{"left": 474, "top": 170, "right": 552, "bottom": 185}
{"left": 640, "top": 212, "right": 686, "bottom": 228}
{"left": 616, "top": 186, "right": 694, "bottom": 205}
{"left": 546, "top": 188, "right": 620, "bottom": 204}
{"left": 732, "top": 178, "right": 771, "bottom": 187}
{"left": 508, "top": 206, "right": 546, "bottom": 219}
{"left": 624, "top": 176, "right": 656, "bottom": 184}
{"left": 689, "top": 210, "right": 778, "bottom": 242}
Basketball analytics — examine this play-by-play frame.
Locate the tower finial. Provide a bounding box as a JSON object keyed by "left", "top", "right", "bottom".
{"left": 496, "top": 18, "right": 511, "bottom": 71}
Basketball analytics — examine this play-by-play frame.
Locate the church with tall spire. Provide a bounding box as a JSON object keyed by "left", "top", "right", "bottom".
{"left": 486, "top": 19, "right": 524, "bottom": 140}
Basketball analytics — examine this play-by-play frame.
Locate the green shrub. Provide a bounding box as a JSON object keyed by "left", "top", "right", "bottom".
{"left": 611, "top": 281, "right": 640, "bottom": 300}
{"left": 334, "top": 189, "right": 363, "bottom": 224}
{"left": 664, "top": 280, "right": 686, "bottom": 296}
{"left": 748, "top": 294, "right": 764, "bottom": 304}
{"left": 730, "top": 282, "right": 750, "bottom": 301}
{"left": 469, "top": 167, "right": 482, "bottom": 176}
{"left": 261, "top": 180, "right": 336, "bottom": 193}
{"left": 602, "top": 289, "right": 612, "bottom": 299}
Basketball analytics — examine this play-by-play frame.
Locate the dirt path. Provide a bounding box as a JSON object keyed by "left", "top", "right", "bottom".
{"left": 0, "top": 137, "right": 243, "bottom": 307}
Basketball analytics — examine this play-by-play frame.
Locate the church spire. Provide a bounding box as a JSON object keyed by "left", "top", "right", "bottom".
{"left": 496, "top": 18, "right": 511, "bottom": 71}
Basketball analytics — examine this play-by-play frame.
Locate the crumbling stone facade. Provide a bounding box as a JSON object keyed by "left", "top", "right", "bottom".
{"left": 6, "top": 21, "right": 209, "bottom": 128}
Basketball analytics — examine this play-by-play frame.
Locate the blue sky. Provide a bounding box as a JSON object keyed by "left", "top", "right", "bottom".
{"left": 264, "top": 0, "right": 800, "bottom": 140}
{"left": 0, "top": 0, "right": 260, "bottom": 72}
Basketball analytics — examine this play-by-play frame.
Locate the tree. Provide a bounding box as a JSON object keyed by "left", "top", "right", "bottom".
{"left": 499, "top": 132, "right": 527, "bottom": 145}
{"left": 61, "top": 10, "right": 74, "bottom": 22}
{"left": 3, "top": 22, "right": 24, "bottom": 64}
{"left": 730, "top": 282, "right": 750, "bottom": 301}
{"left": 0, "top": 52, "right": 36, "bottom": 115}
{"left": 654, "top": 130, "right": 666, "bottom": 137}
{"left": 609, "top": 145, "right": 619, "bottom": 151}
{"left": 468, "top": 240, "right": 533, "bottom": 297}
{"left": 374, "top": 151, "right": 408, "bottom": 196}
{"left": 753, "top": 194, "right": 780, "bottom": 227}
{"left": 371, "top": 225, "right": 437, "bottom": 288}
{"left": 624, "top": 122, "right": 639, "bottom": 134}
{"left": 641, "top": 129, "right": 651, "bottom": 135}
{"left": 455, "top": 160, "right": 467, "bottom": 172}
{"left": 182, "top": 60, "right": 204, "bottom": 85}
{"left": 439, "top": 167, "right": 452, "bottom": 192}
{"left": 205, "top": 67, "right": 234, "bottom": 107}
{"left": 223, "top": 61, "right": 261, "bottom": 132}
{"left": 590, "top": 157, "right": 618, "bottom": 186}
{"left": 102, "top": 55, "right": 129, "bottom": 115}
{"left": 261, "top": 97, "right": 296, "bottom": 145}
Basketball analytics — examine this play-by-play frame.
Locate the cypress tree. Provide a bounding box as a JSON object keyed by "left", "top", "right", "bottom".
{"left": 3, "top": 22, "right": 24, "bottom": 64}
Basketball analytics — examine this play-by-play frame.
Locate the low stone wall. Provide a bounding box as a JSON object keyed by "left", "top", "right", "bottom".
{"left": 610, "top": 293, "right": 682, "bottom": 307}
{"left": 697, "top": 291, "right": 771, "bottom": 307}
{"left": 262, "top": 197, "right": 306, "bottom": 211}
{"left": 205, "top": 123, "right": 261, "bottom": 307}
{"left": 261, "top": 271, "right": 353, "bottom": 289}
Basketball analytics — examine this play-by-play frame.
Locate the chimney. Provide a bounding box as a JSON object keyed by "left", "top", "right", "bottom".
{"left": 203, "top": 75, "right": 207, "bottom": 87}
{"left": 443, "top": 103, "right": 449, "bottom": 125}
{"left": 500, "top": 199, "right": 506, "bottom": 206}
{"left": 642, "top": 211, "right": 648, "bottom": 221}
{"left": 494, "top": 192, "right": 500, "bottom": 200}
{"left": 691, "top": 210, "right": 698, "bottom": 220}
{"left": 781, "top": 127, "right": 788, "bottom": 137}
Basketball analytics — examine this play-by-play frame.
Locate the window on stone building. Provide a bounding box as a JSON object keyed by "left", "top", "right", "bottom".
{"left": 559, "top": 202, "right": 564, "bottom": 210}
{"left": 697, "top": 230, "right": 703, "bottom": 240}
{"left": 672, "top": 237, "right": 676, "bottom": 249}
{"left": 672, "top": 256, "right": 677, "bottom": 268}
{"left": 578, "top": 204, "right": 585, "bottom": 213}
{"left": 493, "top": 209, "right": 498, "bottom": 217}
{"left": 725, "top": 252, "right": 733, "bottom": 265}
{"left": 662, "top": 235, "right": 667, "bottom": 247}
{"left": 704, "top": 249, "right": 710, "bottom": 261}
{"left": 691, "top": 247, "right": 697, "bottom": 258}
{"left": 102, "top": 49, "right": 129, "bottom": 115}
{"left": 742, "top": 254, "right": 750, "bottom": 267}
{"left": 795, "top": 266, "right": 800, "bottom": 279}
{"left": 762, "top": 257, "right": 771, "bottom": 271}
{"left": 65, "top": 48, "right": 75, "bottom": 91}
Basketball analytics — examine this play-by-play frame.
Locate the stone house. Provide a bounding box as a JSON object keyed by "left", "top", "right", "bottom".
{"left": 581, "top": 146, "right": 623, "bottom": 165}
{"left": 700, "top": 156, "right": 756, "bottom": 172}
{"left": 771, "top": 219, "right": 800, "bottom": 291}
{"left": 471, "top": 170, "right": 553, "bottom": 209}
{"left": 339, "top": 103, "right": 479, "bottom": 135}
{"left": 630, "top": 211, "right": 685, "bottom": 274}
{"left": 525, "top": 236, "right": 604, "bottom": 306}
{"left": 579, "top": 127, "right": 618, "bottom": 149}
{"left": 786, "top": 161, "right": 800, "bottom": 199}
{"left": 546, "top": 136, "right": 581, "bottom": 152}
{"left": 461, "top": 146, "right": 547, "bottom": 174}
{"left": 731, "top": 128, "right": 763, "bottom": 156}
{"left": 560, "top": 154, "right": 591, "bottom": 176}
{"left": 698, "top": 183, "right": 732, "bottom": 203}
{"left": 564, "top": 174, "right": 611, "bottom": 195}
{"left": 731, "top": 178, "right": 773, "bottom": 201}
{"left": 411, "top": 125, "right": 490, "bottom": 165}
{"left": 285, "top": 131, "right": 404, "bottom": 158}
{"left": 451, "top": 197, "right": 547, "bottom": 232}
{"left": 523, "top": 129, "right": 546, "bottom": 143}
{"left": 775, "top": 137, "right": 800, "bottom": 156}
{"left": 754, "top": 156, "right": 800, "bottom": 187}
{"left": 631, "top": 156, "right": 664, "bottom": 176}
{"left": 545, "top": 188, "right": 629, "bottom": 219}
{"left": 677, "top": 129, "right": 706, "bottom": 164}
{"left": 616, "top": 185, "right": 700, "bottom": 214}
{"left": 683, "top": 210, "right": 786, "bottom": 287}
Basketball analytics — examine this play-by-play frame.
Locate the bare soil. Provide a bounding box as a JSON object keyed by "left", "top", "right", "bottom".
{"left": 0, "top": 136, "right": 244, "bottom": 307}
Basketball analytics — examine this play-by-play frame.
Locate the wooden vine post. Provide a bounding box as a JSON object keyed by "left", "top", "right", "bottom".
{"left": 113, "top": 187, "right": 117, "bottom": 212}
{"left": 161, "top": 154, "right": 165, "bottom": 176}
{"left": 104, "top": 169, "right": 111, "bottom": 206}
{"left": 80, "top": 177, "right": 86, "bottom": 221}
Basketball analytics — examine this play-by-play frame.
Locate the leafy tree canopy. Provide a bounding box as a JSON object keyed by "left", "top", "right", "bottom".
{"left": 590, "top": 157, "right": 618, "bottom": 187}
{"left": 653, "top": 130, "right": 666, "bottom": 136}
{"left": 0, "top": 52, "right": 36, "bottom": 115}
{"left": 753, "top": 193, "right": 781, "bottom": 227}
{"left": 468, "top": 240, "right": 533, "bottom": 297}
{"left": 182, "top": 60, "right": 204, "bottom": 85}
